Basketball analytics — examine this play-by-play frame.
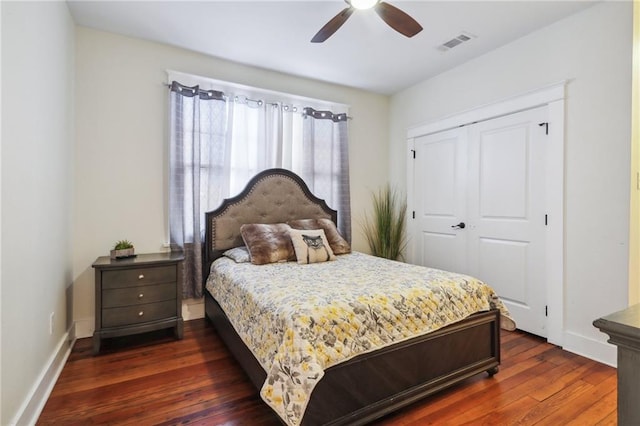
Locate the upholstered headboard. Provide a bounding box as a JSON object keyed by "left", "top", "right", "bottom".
{"left": 202, "top": 168, "right": 337, "bottom": 281}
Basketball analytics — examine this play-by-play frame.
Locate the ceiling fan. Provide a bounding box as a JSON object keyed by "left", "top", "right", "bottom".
{"left": 311, "top": 0, "right": 423, "bottom": 43}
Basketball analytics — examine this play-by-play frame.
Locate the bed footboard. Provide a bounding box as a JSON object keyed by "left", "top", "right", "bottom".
{"left": 205, "top": 291, "right": 500, "bottom": 425}
{"left": 305, "top": 308, "right": 500, "bottom": 425}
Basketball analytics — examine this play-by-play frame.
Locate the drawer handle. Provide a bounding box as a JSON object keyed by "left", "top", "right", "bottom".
{"left": 138, "top": 274, "right": 145, "bottom": 280}
{"left": 138, "top": 293, "right": 144, "bottom": 299}
{"left": 138, "top": 311, "right": 144, "bottom": 317}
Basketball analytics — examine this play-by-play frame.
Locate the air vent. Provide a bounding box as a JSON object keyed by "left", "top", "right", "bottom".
{"left": 443, "top": 38, "right": 462, "bottom": 49}
{"left": 437, "top": 32, "right": 476, "bottom": 52}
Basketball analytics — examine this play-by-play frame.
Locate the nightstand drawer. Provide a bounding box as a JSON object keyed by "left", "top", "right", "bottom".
{"left": 102, "top": 282, "right": 176, "bottom": 309}
{"left": 102, "top": 265, "right": 176, "bottom": 289}
{"left": 102, "top": 300, "right": 177, "bottom": 328}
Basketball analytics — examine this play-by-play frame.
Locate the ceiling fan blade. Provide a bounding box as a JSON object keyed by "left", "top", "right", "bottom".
{"left": 374, "top": 1, "right": 423, "bottom": 38}
{"left": 311, "top": 7, "right": 354, "bottom": 43}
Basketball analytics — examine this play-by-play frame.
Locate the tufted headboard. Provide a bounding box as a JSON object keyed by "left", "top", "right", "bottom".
{"left": 202, "top": 168, "right": 337, "bottom": 282}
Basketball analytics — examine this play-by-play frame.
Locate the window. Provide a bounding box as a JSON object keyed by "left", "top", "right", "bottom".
{"left": 168, "top": 74, "right": 351, "bottom": 298}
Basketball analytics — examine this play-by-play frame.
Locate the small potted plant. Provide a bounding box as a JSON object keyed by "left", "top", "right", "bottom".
{"left": 110, "top": 239, "right": 135, "bottom": 259}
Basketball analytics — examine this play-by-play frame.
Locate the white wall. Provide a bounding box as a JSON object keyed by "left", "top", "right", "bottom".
{"left": 389, "top": 1, "right": 632, "bottom": 363}
{"left": 1, "top": 2, "right": 75, "bottom": 424}
{"left": 73, "top": 27, "right": 390, "bottom": 334}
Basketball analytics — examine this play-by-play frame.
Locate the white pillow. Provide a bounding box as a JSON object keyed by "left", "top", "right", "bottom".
{"left": 223, "top": 246, "right": 251, "bottom": 263}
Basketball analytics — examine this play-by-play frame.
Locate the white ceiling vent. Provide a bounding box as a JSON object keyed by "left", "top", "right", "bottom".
{"left": 437, "top": 32, "right": 476, "bottom": 52}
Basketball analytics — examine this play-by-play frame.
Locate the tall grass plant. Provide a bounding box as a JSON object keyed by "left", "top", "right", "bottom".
{"left": 362, "top": 185, "right": 408, "bottom": 261}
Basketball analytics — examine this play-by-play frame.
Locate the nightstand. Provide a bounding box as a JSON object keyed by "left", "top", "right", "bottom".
{"left": 92, "top": 252, "right": 184, "bottom": 354}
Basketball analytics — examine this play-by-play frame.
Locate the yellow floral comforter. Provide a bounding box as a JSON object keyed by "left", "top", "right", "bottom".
{"left": 206, "top": 252, "right": 515, "bottom": 426}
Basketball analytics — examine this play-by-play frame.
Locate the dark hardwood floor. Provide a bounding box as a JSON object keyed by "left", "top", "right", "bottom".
{"left": 37, "top": 319, "right": 616, "bottom": 425}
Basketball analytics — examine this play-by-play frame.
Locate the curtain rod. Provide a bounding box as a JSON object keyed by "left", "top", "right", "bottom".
{"left": 165, "top": 81, "right": 351, "bottom": 121}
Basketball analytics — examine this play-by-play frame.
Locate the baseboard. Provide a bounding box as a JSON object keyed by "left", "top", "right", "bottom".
{"left": 562, "top": 330, "right": 617, "bottom": 367}
{"left": 10, "top": 328, "right": 75, "bottom": 426}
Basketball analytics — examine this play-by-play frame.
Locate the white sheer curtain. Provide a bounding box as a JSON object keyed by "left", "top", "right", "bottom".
{"left": 169, "top": 81, "right": 350, "bottom": 298}
{"left": 226, "top": 97, "right": 300, "bottom": 195}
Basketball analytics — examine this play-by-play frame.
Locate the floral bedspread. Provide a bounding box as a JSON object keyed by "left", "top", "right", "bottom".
{"left": 206, "top": 252, "right": 515, "bottom": 426}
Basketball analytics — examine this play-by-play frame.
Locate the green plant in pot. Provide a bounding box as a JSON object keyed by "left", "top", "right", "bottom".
{"left": 362, "top": 185, "right": 408, "bottom": 261}
{"left": 111, "top": 239, "right": 135, "bottom": 259}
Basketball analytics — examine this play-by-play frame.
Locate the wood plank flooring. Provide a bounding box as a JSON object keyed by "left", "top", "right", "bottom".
{"left": 37, "top": 319, "right": 616, "bottom": 425}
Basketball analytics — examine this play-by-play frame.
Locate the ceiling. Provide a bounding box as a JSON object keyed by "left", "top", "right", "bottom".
{"left": 67, "top": 0, "right": 597, "bottom": 95}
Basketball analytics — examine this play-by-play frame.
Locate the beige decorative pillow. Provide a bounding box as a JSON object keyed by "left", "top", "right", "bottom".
{"left": 240, "top": 223, "right": 295, "bottom": 265}
{"left": 289, "top": 229, "right": 336, "bottom": 264}
{"left": 288, "top": 218, "right": 351, "bottom": 255}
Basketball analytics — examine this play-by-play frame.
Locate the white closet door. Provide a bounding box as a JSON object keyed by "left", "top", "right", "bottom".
{"left": 467, "top": 106, "right": 548, "bottom": 337}
{"left": 412, "top": 128, "right": 468, "bottom": 274}
{"left": 411, "top": 106, "right": 549, "bottom": 337}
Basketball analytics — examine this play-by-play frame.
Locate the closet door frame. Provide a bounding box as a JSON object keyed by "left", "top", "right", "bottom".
{"left": 406, "top": 81, "right": 565, "bottom": 346}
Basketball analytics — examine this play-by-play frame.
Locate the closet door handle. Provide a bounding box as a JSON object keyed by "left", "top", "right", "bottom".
{"left": 451, "top": 222, "right": 466, "bottom": 229}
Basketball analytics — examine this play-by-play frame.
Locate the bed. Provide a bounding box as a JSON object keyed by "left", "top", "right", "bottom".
{"left": 202, "top": 168, "right": 514, "bottom": 426}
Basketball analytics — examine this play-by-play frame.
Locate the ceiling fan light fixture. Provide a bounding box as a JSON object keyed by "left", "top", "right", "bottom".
{"left": 349, "top": 0, "right": 379, "bottom": 10}
{"left": 312, "top": 0, "right": 420, "bottom": 43}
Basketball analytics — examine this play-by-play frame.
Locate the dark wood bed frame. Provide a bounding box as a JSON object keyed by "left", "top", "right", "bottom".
{"left": 203, "top": 168, "right": 501, "bottom": 425}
